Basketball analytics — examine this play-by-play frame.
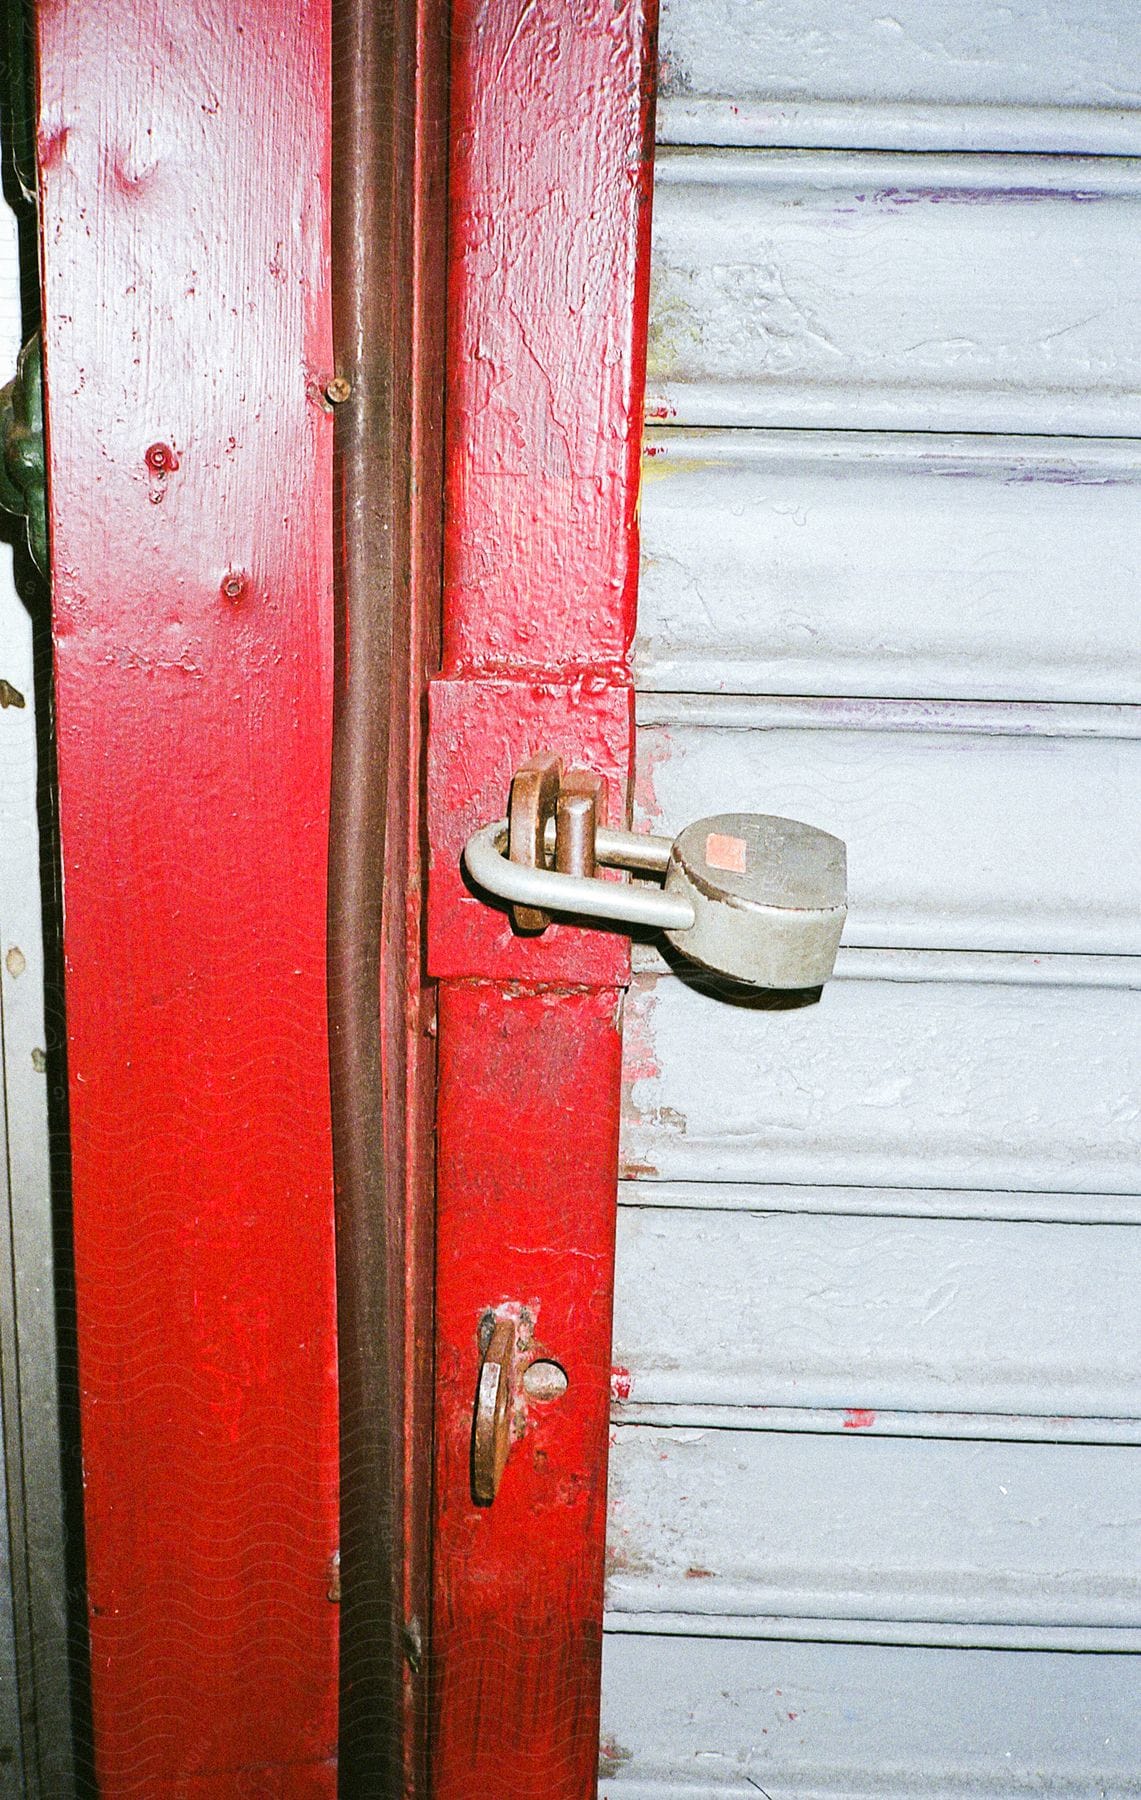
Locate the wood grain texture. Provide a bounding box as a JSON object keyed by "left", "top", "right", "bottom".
{"left": 36, "top": 2, "right": 338, "bottom": 1790}
{"left": 428, "top": 3, "right": 658, "bottom": 1793}
{"left": 648, "top": 151, "right": 1141, "bottom": 434}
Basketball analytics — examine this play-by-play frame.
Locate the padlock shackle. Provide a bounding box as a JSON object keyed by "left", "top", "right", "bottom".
{"left": 463, "top": 821, "right": 695, "bottom": 932}
{"left": 569, "top": 820, "right": 674, "bottom": 875}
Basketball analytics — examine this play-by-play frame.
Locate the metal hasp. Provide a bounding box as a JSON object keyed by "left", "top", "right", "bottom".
{"left": 463, "top": 761, "right": 848, "bottom": 988}
{"left": 0, "top": 334, "right": 47, "bottom": 575}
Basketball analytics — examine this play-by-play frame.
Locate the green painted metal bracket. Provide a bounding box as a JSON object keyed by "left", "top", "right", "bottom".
{"left": 0, "top": 333, "right": 47, "bottom": 574}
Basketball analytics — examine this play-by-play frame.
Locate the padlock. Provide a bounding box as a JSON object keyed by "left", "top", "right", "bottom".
{"left": 661, "top": 812, "right": 845, "bottom": 988}
{"left": 463, "top": 762, "right": 847, "bottom": 989}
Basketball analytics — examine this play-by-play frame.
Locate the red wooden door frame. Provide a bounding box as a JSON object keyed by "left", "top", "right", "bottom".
{"left": 36, "top": 4, "right": 341, "bottom": 1790}
{"left": 37, "top": 1, "right": 654, "bottom": 1789}
{"left": 427, "top": 5, "right": 658, "bottom": 1794}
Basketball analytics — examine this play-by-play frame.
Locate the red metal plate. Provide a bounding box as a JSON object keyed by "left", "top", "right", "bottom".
{"left": 427, "top": 676, "right": 634, "bottom": 986}
{"left": 428, "top": 1, "right": 658, "bottom": 1793}
{"left": 36, "top": 2, "right": 339, "bottom": 1790}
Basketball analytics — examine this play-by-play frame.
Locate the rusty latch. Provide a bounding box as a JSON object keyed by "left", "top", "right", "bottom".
{"left": 472, "top": 1313, "right": 518, "bottom": 1505}
{"left": 471, "top": 1307, "right": 570, "bottom": 1505}
{"left": 506, "top": 755, "right": 607, "bottom": 932}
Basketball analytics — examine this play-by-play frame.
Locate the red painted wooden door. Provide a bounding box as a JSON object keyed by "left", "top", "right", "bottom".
{"left": 427, "top": 4, "right": 658, "bottom": 1795}
{"left": 36, "top": 3, "right": 339, "bottom": 1792}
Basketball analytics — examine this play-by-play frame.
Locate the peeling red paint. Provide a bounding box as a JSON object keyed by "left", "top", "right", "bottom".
{"left": 844, "top": 1408, "right": 877, "bottom": 1429}
{"left": 611, "top": 1366, "right": 633, "bottom": 1402}
{"left": 633, "top": 723, "right": 672, "bottom": 829}
{"left": 620, "top": 987, "right": 660, "bottom": 1086}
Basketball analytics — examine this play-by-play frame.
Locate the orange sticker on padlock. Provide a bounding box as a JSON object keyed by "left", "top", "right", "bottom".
{"left": 705, "top": 832, "right": 747, "bottom": 874}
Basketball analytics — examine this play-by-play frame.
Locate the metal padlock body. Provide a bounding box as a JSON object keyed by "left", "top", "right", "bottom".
{"left": 662, "top": 812, "right": 847, "bottom": 988}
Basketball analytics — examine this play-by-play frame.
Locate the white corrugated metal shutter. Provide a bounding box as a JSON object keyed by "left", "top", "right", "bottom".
{"left": 601, "top": 5, "right": 1141, "bottom": 1790}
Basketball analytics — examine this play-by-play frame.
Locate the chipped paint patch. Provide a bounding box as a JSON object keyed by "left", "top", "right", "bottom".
{"left": 633, "top": 724, "right": 673, "bottom": 830}
{"left": 620, "top": 985, "right": 660, "bottom": 1085}
{"left": 598, "top": 1736, "right": 633, "bottom": 1773}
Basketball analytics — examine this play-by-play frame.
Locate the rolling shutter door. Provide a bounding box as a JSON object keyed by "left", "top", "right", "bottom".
{"left": 601, "top": 5, "right": 1141, "bottom": 1792}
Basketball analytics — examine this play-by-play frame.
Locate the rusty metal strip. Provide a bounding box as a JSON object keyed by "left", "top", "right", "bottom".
{"left": 329, "top": 0, "right": 448, "bottom": 1789}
